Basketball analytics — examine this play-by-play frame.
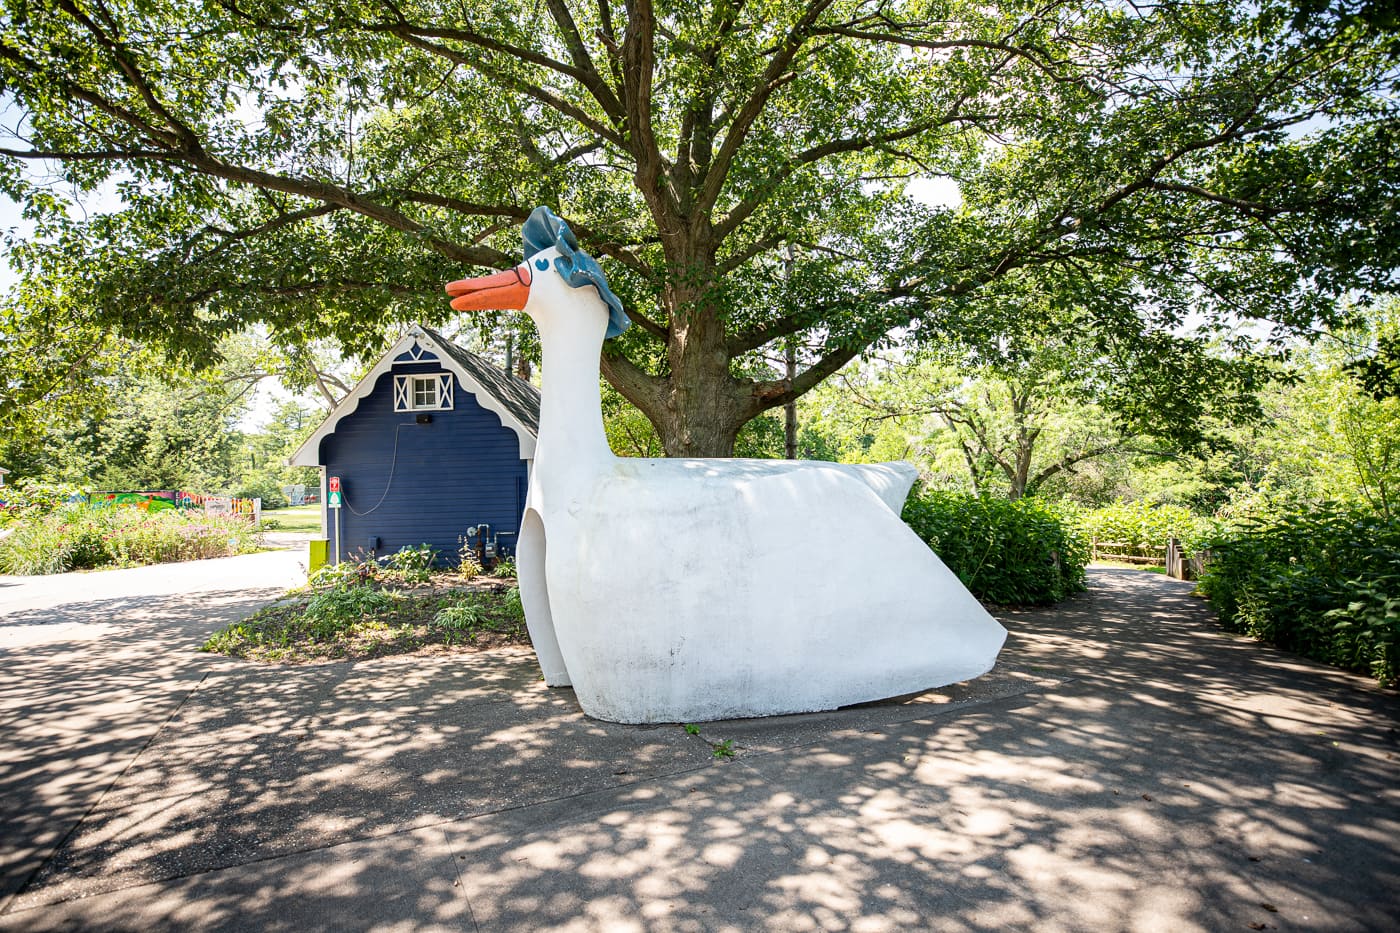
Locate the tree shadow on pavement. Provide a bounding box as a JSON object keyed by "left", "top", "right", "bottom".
{"left": 2, "top": 568, "right": 1398, "bottom": 932}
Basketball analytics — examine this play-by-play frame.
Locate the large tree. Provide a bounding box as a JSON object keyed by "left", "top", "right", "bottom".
{"left": 2, "top": 0, "right": 1396, "bottom": 455}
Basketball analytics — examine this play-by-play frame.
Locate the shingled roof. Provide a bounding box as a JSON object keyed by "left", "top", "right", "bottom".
{"left": 419, "top": 326, "right": 539, "bottom": 433}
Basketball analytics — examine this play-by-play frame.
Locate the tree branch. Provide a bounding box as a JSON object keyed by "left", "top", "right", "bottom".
{"left": 544, "top": 0, "right": 626, "bottom": 120}
{"left": 621, "top": 0, "right": 679, "bottom": 221}
{"left": 599, "top": 347, "right": 667, "bottom": 417}
{"left": 747, "top": 342, "right": 859, "bottom": 415}
{"left": 814, "top": 26, "right": 1097, "bottom": 95}
{"left": 714, "top": 107, "right": 987, "bottom": 240}
{"left": 694, "top": 0, "right": 836, "bottom": 218}
{"left": 1146, "top": 180, "right": 1285, "bottom": 216}
{"left": 0, "top": 146, "right": 170, "bottom": 161}
{"left": 381, "top": 27, "right": 627, "bottom": 148}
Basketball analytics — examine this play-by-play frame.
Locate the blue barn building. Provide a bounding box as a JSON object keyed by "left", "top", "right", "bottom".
{"left": 290, "top": 325, "right": 539, "bottom": 566}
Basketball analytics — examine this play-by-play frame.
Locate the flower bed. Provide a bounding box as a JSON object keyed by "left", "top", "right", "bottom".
{"left": 0, "top": 505, "right": 260, "bottom": 575}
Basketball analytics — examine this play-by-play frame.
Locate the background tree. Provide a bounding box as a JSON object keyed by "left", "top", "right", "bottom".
{"left": 2, "top": 0, "right": 1396, "bottom": 455}
{"left": 800, "top": 271, "right": 1268, "bottom": 497}
{"left": 1236, "top": 303, "right": 1400, "bottom": 517}
{"left": 1, "top": 323, "right": 331, "bottom": 494}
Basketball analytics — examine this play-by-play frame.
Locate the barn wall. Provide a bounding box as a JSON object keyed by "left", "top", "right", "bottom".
{"left": 320, "top": 362, "right": 529, "bottom": 565}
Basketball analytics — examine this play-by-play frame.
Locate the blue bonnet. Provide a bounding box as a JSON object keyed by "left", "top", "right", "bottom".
{"left": 522, "top": 207, "right": 631, "bottom": 339}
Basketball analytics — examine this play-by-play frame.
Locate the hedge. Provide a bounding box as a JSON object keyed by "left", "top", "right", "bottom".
{"left": 902, "top": 488, "right": 1089, "bottom": 606}
{"left": 1198, "top": 505, "right": 1400, "bottom": 687}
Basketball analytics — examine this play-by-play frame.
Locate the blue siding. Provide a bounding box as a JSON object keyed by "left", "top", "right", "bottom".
{"left": 321, "top": 362, "right": 529, "bottom": 565}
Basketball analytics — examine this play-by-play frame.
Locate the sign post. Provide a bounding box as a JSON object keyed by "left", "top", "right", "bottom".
{"left": 328, "top": 476, "right": 342, "bottom": 564}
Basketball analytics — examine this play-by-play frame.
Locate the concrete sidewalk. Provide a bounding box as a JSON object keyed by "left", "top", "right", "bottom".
{"left": 1, "top": 566, "right": 1397, "bottom": 931}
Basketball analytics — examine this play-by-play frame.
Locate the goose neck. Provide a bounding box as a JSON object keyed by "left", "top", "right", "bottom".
{"left": 534, "top": 324, "right": 613, "bottom": 475}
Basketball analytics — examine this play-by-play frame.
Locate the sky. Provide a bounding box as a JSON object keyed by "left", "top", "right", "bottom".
{"left": 0, "top": 193, "right": 28, "bottom": 293}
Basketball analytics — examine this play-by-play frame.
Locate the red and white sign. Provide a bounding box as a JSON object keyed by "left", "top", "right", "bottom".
{"left": 328, "top": 476, "right": 342, "bottom": 493}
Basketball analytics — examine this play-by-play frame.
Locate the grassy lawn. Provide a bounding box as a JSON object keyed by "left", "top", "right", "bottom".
{"left": 263, "top": 504, "right": 323, "bottom": 534}
{"left": 1091, "top": 559, "right": 1167, "bottom": 574}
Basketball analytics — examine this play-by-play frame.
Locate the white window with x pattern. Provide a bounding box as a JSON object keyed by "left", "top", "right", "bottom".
{"left": 394, "top": 373, "right": 454, "bottom": 412}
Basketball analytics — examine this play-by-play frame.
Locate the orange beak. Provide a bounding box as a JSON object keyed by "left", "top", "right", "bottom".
{"left": 445, "top": 264, "right": 532, "bottom": 311}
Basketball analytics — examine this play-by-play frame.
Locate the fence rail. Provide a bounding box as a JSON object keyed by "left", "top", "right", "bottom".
{"left": 1090, "top": 540, "right": 1166, "bottom": 564}
{"left": 1093, "top": 537, "right": 1213, "bottom": 581}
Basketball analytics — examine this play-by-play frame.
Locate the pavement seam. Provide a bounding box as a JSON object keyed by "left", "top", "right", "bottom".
{"left": 441, "top": 825, "right": 482, "bottom": 933}
{"left": 0, "top": 671, "right": 212, "bottom": 917}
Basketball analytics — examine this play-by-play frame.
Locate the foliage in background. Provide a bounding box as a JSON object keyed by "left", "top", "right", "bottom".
{"left": 0, "top": 503, "right": 259, "bottom": 575}
{"left": 826, "top": 273, "right": 1271, "bottom": 498}
{"left": 1040, "top": 300, "right": 1400, "bottom": 514}
{"left": 1, "top": 332, "right": 325, "bottom": 502}
{"left": 1076, "top": 501, "right": 1216, "bottom": 557}
{"left": 1199, "top": 506, "right": 1400, "bottom": 687}
{"left": 1261, "top": 308, "right": 1400, "bottom": 518}
{"left": 0, "top": 480, "right": 88, "bottom": 522}
{"left": 901, "top": 486, "right": 1088, "bottom": 606}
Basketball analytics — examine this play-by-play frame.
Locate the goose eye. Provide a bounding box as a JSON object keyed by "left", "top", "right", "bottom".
{"left": 535, "top": 258, "right": 549, "bottom": 271}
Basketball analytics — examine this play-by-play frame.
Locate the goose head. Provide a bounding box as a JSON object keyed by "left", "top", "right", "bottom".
{"left": 445, "top": 207, "right": 630, "bottom": 343}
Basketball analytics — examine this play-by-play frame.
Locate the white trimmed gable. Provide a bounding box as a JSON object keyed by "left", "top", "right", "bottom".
{"left": 288, "top": 326, "right": 537, "bottom": 467}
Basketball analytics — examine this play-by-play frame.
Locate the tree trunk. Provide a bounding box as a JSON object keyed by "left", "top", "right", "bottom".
{"left": 654, "top": 297, "right": 748, "bottom": 457}
{"left": 598, "top": 274, "right": 752, "bottom": 457}
{"left": 615, "top": 230, "right": 753, "bottom": 458}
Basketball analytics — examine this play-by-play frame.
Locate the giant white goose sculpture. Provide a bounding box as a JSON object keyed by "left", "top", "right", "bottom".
{"left": 447, "top": 207, "right": 1006, "bottom": 723}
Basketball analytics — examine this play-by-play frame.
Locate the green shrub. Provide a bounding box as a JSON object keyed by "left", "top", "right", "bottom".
{"left": 901, "top": 488, "right": 1089, "bottom": 605}
{"left": 433, "top": 600, "right": 486, "bottom": 628}
{"left": 203, "top": 582, "right": 529, "bottom": 661}
{"left": 456, "top": 535, "right": 482, "bottom": 579}
{"left": 0, "top": 481, "right": 89, "bottom": 524}
{"left": 1078, "top": 500, "right": 1211, "bottom": 557}
{"left": 1199, "top": 505, "right": 1400, "bottom": 687}
{"left": 504, "top": 585, "right": 526, "bottom": 621}
{"left": 492, "top": 557, "right": 517, "bottom": 579}
{"left": 0, "top": 517, "right": 75, "bottom": 574}
{"left": 384, "top": 543, "right": 436, "bottom": 583}
{"left": 430, "top": 598, "right": 488, "bottom": 644}
{"left": 306, "top": 557, "right": 377, "bottom": 590}
{"left": 302, "top": 586, "right": 396, "bottom": 637}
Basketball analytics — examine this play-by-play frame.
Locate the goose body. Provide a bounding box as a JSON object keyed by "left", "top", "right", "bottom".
{"left": 448, "top": 208, "right": 1006, "bottom": 723}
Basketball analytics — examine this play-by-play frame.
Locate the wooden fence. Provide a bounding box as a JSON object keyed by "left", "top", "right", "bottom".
{"left": 1089, "top": 540, "right": 1166, "bottom": 565}
{"left": 1093, "top": 537, "right": 1212, "bottom": 581}
{"left": 1165, "top": 538, "right": 1213, "bottom": 581}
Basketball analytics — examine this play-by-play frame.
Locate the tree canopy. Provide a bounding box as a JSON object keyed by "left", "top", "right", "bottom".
{"left": 2, "top": 0, "right": 1396, "bottom": 454}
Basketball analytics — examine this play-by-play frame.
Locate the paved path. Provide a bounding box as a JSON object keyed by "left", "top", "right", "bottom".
{"left": 1, "top": 566, "right": 1396, "bottom": 931}
{"left": 0, "top": 552, "right": 307, "bottom": 914}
